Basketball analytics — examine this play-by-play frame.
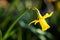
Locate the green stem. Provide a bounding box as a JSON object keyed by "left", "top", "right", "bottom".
{"left": 0, "top": 30, "right": 2, "bottom": 40}
{"left": 2, "top": 10, "right": 28, "bottom": 40}
{"left": 18, "top": 28, "right": 22, "bottom": 40}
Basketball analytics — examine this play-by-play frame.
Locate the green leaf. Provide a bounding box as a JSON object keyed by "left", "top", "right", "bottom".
{"left": 0, "top": 30, "right": 2, "bottom": 40}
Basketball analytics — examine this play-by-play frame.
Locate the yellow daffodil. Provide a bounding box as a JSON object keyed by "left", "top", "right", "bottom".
{"left": 29, "top": 7, "right": 53, "bottom": 31}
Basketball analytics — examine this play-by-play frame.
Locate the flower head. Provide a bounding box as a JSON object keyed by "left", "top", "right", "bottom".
{"left": 29, "top": 7, "right": 53, "bottom": 31}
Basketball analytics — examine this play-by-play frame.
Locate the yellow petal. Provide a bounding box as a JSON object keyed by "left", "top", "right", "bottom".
{"left": 28, "top": 20, "right": 38, "bottom": 25}
{"left": 43, "top": 12, "right": 53, "bottom": 19}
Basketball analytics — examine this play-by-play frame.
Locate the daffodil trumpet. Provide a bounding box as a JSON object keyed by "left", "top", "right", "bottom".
{"left": 29, "top": 7, "right": 53, "bottom": 31}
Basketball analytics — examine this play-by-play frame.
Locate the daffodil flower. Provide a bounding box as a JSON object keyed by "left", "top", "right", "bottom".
{"left": 29, "top": 7, "right": 53, "bottom": 31}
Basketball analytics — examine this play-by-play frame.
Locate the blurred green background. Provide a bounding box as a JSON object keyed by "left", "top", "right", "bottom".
{"left": 0, "top": 0, "right": 60, "bottom": 40}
